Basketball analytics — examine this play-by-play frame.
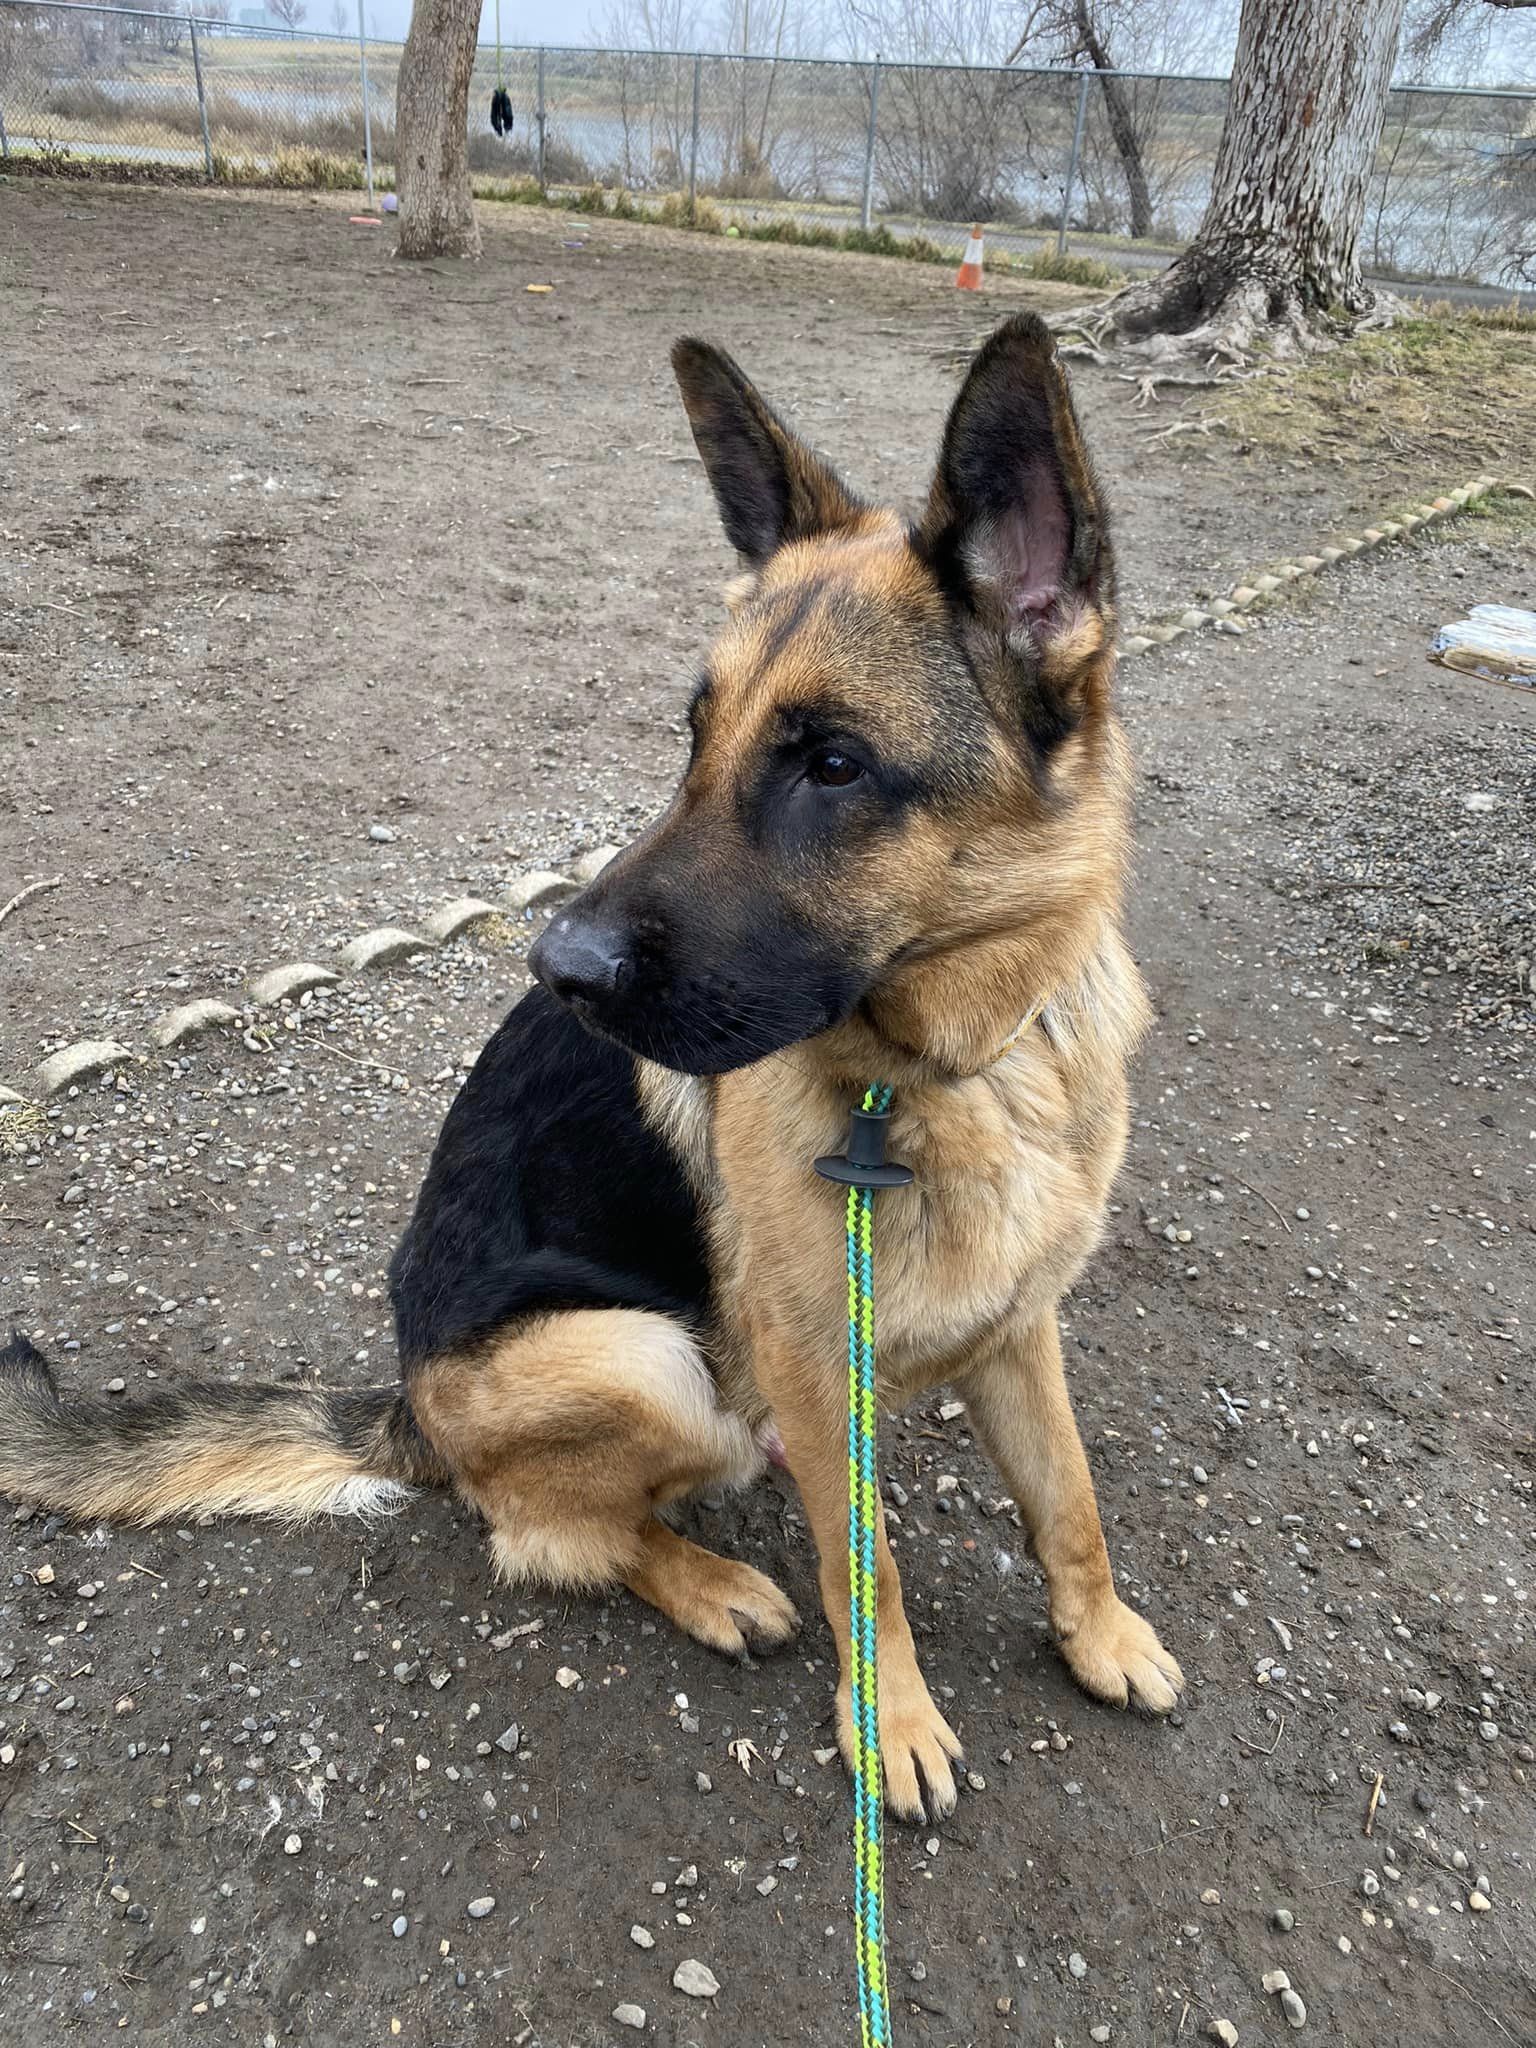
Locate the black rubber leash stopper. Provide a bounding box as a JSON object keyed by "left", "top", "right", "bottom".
{"left": 814, "top": 1105, "right": 914, "bottom": 1189}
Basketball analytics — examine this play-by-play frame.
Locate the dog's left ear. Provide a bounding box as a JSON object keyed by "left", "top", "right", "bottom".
{"left": 672, "top": 338, "right": 865, "bottom": 568}
{"left": 919, "top": 314, "right": 1113, "bottom": 730}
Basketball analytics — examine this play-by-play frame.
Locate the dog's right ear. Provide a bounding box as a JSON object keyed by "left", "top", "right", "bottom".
{"left": 671, "top": 338, "right": 865, "bottom": 568}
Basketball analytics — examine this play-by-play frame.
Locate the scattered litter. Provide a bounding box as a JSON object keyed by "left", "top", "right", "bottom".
{"left": 526, "top": 283, "right": 555, "bottom": 294}
{"left": 1431, "top": 604, "right": 1536, "bottom": 688}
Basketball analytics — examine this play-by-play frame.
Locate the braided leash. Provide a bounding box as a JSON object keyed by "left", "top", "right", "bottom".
{"left": 845, "top": 1082, "right": 892, "bottom": 2048}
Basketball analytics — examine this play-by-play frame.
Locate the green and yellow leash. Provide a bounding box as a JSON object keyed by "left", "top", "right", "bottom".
{"left": 816, "top": 1085, "right": 912, "bottom": 2048}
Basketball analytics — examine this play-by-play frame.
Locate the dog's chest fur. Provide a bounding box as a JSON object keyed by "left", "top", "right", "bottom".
{"left": 641, "top": 934, "right": 1144, "bottom": 1402}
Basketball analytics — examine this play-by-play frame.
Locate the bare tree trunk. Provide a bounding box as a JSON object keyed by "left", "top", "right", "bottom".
{"left": 1110, "top": 0, "right": 1408, "bottom": 351}
{"left": 1071, "top": 4, "right": 1153, "bottom": 240}
{"left": 396, "top": 0, "right": 482, "bottom": 261}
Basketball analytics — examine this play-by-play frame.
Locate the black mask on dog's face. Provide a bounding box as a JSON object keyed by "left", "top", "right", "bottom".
{"left": 531, "top": 326, "right": 1114, "bottom": 1077}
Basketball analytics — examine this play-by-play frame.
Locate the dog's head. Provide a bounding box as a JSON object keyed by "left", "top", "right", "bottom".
{"left": 530, "top": 314, "right": 1128, "bottom": 1076}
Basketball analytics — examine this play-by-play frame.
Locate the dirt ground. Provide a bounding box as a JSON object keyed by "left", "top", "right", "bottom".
{"left": 1, "top": 181, "right": 1533, "bottom": 2048}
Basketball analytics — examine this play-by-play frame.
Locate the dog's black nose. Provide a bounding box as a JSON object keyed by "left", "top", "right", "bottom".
{"left": 529, "top": 916, "right": 628, "bottom": 1008}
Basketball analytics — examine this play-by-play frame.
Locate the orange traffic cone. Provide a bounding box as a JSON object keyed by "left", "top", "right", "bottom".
{"left": 955, "top": 224, "right": 985, "bottom": 291}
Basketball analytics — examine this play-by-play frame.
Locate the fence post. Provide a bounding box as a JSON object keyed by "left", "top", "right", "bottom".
{"left": 1058, "top": 69, "right": 1090, "bottom": 257}
{"left": 536, "top": 47, "right": 547, "bottom": 193}
{"left": 189, "top": 13, "right": 214, "bottom": 181}
{"left": 688, "top": 53, "right": 701, "bottom": 218}
{"left": 0, "top": 93, "right": 8, "bottom": 162}
{"left": 860, "top": 57, "right": 881, "bottom": 233}
{"left": 356, "top": 0, "right": 375, "bottom": 210}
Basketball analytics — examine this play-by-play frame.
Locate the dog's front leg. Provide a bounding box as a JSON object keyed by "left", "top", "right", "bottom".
{"left": 960, "top": 1314, "right": 1183, "bottom": 1712}
{"left": 751, "top": 1316, "right": 963, "bottom": 1821}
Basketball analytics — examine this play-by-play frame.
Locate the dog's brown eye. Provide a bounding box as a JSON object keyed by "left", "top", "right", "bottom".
{"left": 807, "top": 749, "right": 864, "bottom": 788}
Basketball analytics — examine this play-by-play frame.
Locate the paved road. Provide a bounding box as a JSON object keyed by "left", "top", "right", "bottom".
{"left": 723, "top": 199, "right": 1536, "bottom": 312}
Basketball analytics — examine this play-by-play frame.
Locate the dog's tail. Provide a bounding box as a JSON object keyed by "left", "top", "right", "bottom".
{"left": 0, "top": 1330, "right": 448, "bottom": 1525}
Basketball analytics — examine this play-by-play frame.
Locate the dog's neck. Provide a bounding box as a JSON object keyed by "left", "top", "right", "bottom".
{"left": 806, "top": 908, "right": 1123, "bottom": 1087}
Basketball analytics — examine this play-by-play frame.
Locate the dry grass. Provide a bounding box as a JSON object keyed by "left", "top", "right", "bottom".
{"left": 1211, "top": 311, "right": 1536, "bottom": 487}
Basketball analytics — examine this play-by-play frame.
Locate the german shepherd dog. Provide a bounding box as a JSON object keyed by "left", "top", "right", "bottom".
{"left": 0, "top": 315, "right": 1182, "bottom": 1819}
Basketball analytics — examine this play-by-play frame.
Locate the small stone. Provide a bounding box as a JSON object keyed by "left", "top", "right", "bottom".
{"left": 1091, "top": 2029, "right": 1111, "bottom": 2044}
{"left": 1068, "top": 1951, "right": 1088, "bottom": 1979}
{"left": 1262, "top": 1969, "right": 1291, "bottom": 1995}
{"left": 368, "top": 823, "right": 397, "bottom": 842}
{"left": 1279, "top": 1989, "right": 1306, "bottom": 2029}
{"left": 612, "top": 2005, "right": 646, "bottom": 2032}
{"left": 630, "top": 1925, "right": 655, "bottom": 1949}
{"left": 392, "top": 1916, "right": 408, "bottom": 1937}
{"left": 1208, "top": 2024, "right": 1239, "bottom": 2047}
{"left": 555, "top": 1666, "right": 580, "bottom": 1689}
{"left": 695, "top": 1771, "right": 713, "bottom": 1794}
{"left": 283, "top": 1834, "right": 302, "bottom": 1856}
{"left": 1272, "top": 1908, "right": 1295, "bottom": 1932}
{"left": 672, "top": 1958, "right": 720, "bottom": 1999}
{"left": 467, "top": 1896, "right": 496, "bottom": 1919}
{"left": 494, "top": 1723, "right": 520, "bottom": 1754}
{"left": 1479, "top": 1721, "right": 1499, "bottom": 1741}
{"left": 1360, "top": 1872, "right": 1379, "bottom": 1898}
{"left": 1200, "top": 1889, "right": 1222, "bottom": 1905}
{"left": 1469, "top": 1891, "right": 1491, "bottom": 1912}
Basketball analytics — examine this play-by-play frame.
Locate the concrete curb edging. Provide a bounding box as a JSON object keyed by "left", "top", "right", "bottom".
{"left": 1117, "top": 475, "right": 1501, "bottom": 659}
{"left": 4, "top": 853, "right": 624, "bottom": 1109}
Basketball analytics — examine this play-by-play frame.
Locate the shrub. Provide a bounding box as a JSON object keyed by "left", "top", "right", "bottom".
{"left": 1013, "top": 247, "right": 1122, "bottom": 288}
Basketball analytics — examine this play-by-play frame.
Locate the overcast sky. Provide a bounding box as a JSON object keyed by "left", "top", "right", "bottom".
{"left": 349, "top": 3, "right": 1529, "bottom": 84}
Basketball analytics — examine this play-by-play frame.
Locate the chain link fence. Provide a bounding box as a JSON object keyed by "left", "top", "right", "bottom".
{"left": 3, "top": 0, "right": 1533, "bottom": 287}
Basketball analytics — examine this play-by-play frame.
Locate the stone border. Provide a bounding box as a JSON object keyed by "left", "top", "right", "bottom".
{"left": 0, "top": 472, "right": 1509, "bottom": 1110}
{"left": 3, "top": 852, "right": 622, "bottom": 1108}
{"left": 1117, "top": 475, "right": 1501, "bottom": 657}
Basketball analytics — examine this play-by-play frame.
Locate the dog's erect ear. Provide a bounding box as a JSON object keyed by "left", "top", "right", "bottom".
{"left": 671, "top": 338, "right": 865, "bottom": 568}
{"left": 919, "top": 314, "right": 1112, "bottom": 722}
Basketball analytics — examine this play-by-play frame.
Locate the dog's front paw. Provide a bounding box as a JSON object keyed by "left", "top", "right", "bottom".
{"left": 1057, "top": 1594, "right": 1183, "bottom": 1713}
{"left": 837, "top": 1666, "right": 964, "bottom": 1823}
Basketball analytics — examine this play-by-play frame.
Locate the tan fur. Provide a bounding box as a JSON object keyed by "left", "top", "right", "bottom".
{"left": 405, "top": 342, "right": 1181, "bottom": 1816}
{"left": 409, "top": 1310, "right": 796, "bottom": 1654}
{"left": 27, "top": 1441, "right": 389, "bottom": 1527}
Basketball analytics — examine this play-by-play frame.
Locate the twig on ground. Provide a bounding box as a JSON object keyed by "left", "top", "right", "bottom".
{"left": 1364, "top": 1770, "right": 1385, "bottom": 1837}
{"left": 0, "top": 875, "right": 62, "bottom": 933}
{"left": 1234, "top": 1714, "right": 1287, "bottom": 1757}
{"left": 1123, "top": 370, "right": 1237, "bottom": 408}
{"left": 1414, "top": 1961, "right": 1514, "bottom": 2041}
{"left": 1142, "top": 416, "right": 1230, "bottom": 444}
{"left": 1237, "top": 1177, "right": 1294, "bottom": 1235}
